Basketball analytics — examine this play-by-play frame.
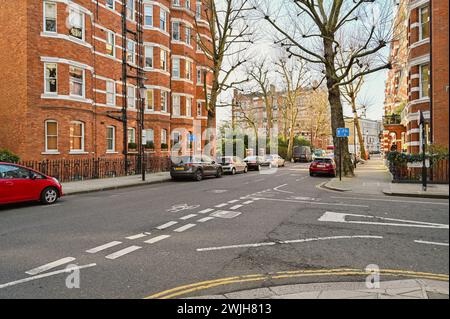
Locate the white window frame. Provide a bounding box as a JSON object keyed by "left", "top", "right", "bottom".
{"left": 106, "top": 80, "right": 116, "bottom": 106}
{"left": 106, "top": 126, "right": 116, "bottom": 152}
{"left": 146, "top": 88, "right": 154, "bottom": 111}
{"left": 43, "top": 1, "right": 57, "bottom": 33}
{"left": 69, "top": 66, "right": 85, "bottom": 97}
{"left": 68, "top": 8, "right": 85, "bottom": 41}
{"left": 172, "top": 131, "right": 181, "bottom": 144}
{"left": 172, "top": 57, "right": 180, "bottom": 78}
{"left": 161, "top": 129, "right": 167, "bottom": 145}
{"left": 160, "top": 49, "right": 167, "bottom": 71}
{"left": 186, "top": 60, "right": 192, "bottom": 80}
{"left": 173, "top": 95, "right": 181, "bottom": 115}
{"left": 128, "top": 127, "right": 136, "bottom": 143}
{"left": 127, "top": 85, "right": 136, "bottom": 108}
{"left": 106, "top": 30, "right": 115, "bottom": 57}
{"left": 161, "top": 91, "right": 168, "bottom": 112}
{"left": 44, "top": 63, "right": 58, "bottom": 94}
{"left": 146, "top": 128, "right": 154, "bottom": 143}
{"left": 196, "top": 67, "right": 202, "bottom": 84}
{"left": 196, "top": 1, "right": 201, "bottom": 19}
{"left": 419, "top": 63, "right": 429, "bottom": 98}
{"left": 70, "top": 121, "right": 85, "bottom": 152}
{"left": 185, "top": 27, "right": 191, "bottom": 45}
{"left": 172, "top": 21, "right": 181, "bottom": 41}
{"left": 186, "top": 97, "right": 192, "bottom": 117}
{"left": 160, "top": 10, "right": 167, "bottom": 31}
{"left": 106, "top": 0, "right": 115, "bottom": 10}
{"left": 127, "top": 0, "right": 135, "bottom": 21}
{"left": 144, "top": 4, "right": 153, "bottom": 26}
{"left": 185, "top": 0, "right": 191, "bottom": 9}
{"left": 145, "top": 45, "right": 153, "bottom": 68}
{"left": 196, "top": 100, "right": 202, "bottom": 116}
{"left": 173, "top": 0, "right": 181, "bottom": 7}
{"left": 419, "top": 6, "right": 429, "bottom": 41}
{"left": 127, "top": 39, "right": 136, "bottom": 64}
{"left": 45, "top": 120, "right": 58, "bottom": 152}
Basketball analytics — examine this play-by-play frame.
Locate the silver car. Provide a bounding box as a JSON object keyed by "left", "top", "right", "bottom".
{"left": 264, "top": 154, "right": 286, "bottom": 168}
{"left": 217, "top": 156, "right": 248, "bottom": 175}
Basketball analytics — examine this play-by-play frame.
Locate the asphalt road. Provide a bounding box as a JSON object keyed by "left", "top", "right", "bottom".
{"left": 0, "top": 163, "right": 448, "bottom": 298}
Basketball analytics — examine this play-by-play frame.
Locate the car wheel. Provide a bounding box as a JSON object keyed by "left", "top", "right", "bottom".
{"left": 40, "top": 187, "right": 59, "bottom": 205}
{"left": 309, "top": 172, "right": 314, "bottom": 177}
{"left": 216, "top": 168, "right": 223, "bottom": 178}
{"left": 231, "top": 168, "right": 236, "bottom": 175}
{"left": 194, "top": 170, "right": 203, "bottom": 181}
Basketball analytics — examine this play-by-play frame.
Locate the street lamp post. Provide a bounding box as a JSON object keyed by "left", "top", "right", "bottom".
{"left": 139, "top": 87, "right": 147, "bottom": 181}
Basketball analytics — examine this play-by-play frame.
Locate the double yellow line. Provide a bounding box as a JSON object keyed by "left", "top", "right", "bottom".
{"left": 144, "top": 268, "right": 449, "bottom": 299}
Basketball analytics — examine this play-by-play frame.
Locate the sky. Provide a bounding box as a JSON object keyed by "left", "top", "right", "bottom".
{"left": 216, "top": 0, "right": 391, "bottom": 126}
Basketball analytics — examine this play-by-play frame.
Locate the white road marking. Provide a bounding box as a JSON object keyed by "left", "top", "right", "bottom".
{"left": 215, "top": 203, "right": 228, "bottom": 208}
{"left": 242, "top": 200, "right": 254, "bottom": 205}
{"left": 319, "top": 211, "right": 449, "bottom": 229}
{"left": 230, "top": 205, "right": 243, "bottom": 210}
{"left": 25, "top": 257, "right": 76, "bottom": 275}
{"left": 105, "top": 246, "right": 142, "bottom": 260}
{"left": 197, "top": 235, "right": 383, "bottom": 252}
{"left": 126, "top": 233, "right": 150, "bottom": 240}
{"left": 156, "top": 221, "right": 178, "bottom": 230}
{"left": 174, "top": 224, "right": 196, "bottom": 232}
{"left": 258, "top": 197, "right": 369, "bottom": 208}
{"left": 197, "top": 217, "right": 215, "bottom": 223}
{"left": 414, "top": 240, "right": 449, "bottom": 247}
{"left": 86, "top": 241, "right": 122, "bottom": 254}
{"left": 228, "top": 200, "right": 239, "bottom": 203}
{"left": 273, "top": 184, "right": 294, "bottom": 194}
{"left": 1, "top": 264, "right": 96, "bottom": 289}
{"left": 180, "top": 214, "right": 198, "bottom": 220}
{"left": 330, "top": 196, "right": 449, "bottom": 206}
{"left": 198, "top": 208, "right": 214, "bottom": 214}
{"left": 211, "top": 210, "right": 241, "bottom": 219}
{"left": 145, "top": 235, "right": 171, "bottom": 244}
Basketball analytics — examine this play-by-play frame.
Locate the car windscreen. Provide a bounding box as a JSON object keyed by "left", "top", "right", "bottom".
{"left": 219, "top": 157, "right": 233, "bottom": 164}
{"left": 314, "top": 158, "right": 332, "bottom": 164}
{"left": 171, "top": 156, "right": 200, "bottom": 164}
{"left": 244, "top": 156, "right": 257, "bottom": 161}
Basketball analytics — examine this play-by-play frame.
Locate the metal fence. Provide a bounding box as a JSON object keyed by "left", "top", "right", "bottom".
{"left": 19, "top": 155, "right": 171, "bottom": 183}
{"left": 389, "top": 159, "right": 449, "bottom": 184}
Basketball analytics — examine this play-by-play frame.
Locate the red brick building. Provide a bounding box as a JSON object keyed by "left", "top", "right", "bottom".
{"left": 383, "top": 0, "right": 449, "bottom": 154}
{"left": 0, "top": 0, "right": 213, "bottom": 161}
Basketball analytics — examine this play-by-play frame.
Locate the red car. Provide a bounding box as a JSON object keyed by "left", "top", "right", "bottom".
{"left": 0, "top": 162, "right": 63, "bottom": 205}
{"left": 309, "top": 157, "right": 336, "bottom": 177}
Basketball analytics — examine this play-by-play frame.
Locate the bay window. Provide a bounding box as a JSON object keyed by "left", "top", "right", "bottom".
{"left": 69, "top": 66, "right": 84, "bottom": 97}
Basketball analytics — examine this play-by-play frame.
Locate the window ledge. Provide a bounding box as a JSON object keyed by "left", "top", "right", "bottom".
{"left": 41, "top": 151, "right": 60, "bottom": 155}
{"left": 69, "top": 151, "right": 89, "bottom": 155}
{"left": 106, "top": 151, "right": 118, "bottom": 154}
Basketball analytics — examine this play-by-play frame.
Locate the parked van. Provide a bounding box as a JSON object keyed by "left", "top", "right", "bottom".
{"left": 292, "top": 146, "right": 312, "bottom": 162}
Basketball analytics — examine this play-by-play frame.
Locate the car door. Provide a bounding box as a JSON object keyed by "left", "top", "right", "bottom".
{"left": 0, "top": 164, "right": 17, "bottom": 204}
{"left": 0, "top": 164, "right": 38, "bottom": 203}
{"left": 201, "top": 155, "right": 215, "bottom": 176}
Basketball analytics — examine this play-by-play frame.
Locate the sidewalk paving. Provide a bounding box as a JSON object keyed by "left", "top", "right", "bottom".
{"left": 189, "top": 279, "right": 449, "bottom": 299}
{"left": 323, "top": 156, "right": 449, "bottom": 199}
{"left": 61, "top": 172, "right": 171, "bottom": 195}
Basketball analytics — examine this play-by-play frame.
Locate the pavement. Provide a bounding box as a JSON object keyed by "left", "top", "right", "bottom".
{"left": 0, "top": 161, "right": 448, "bottom": 299}
{"left": 188, "top": 279, "right": 449, "bottom": 299}
{"left": 61, "top": 172, "right": 171, "bottom": 195}
{"left": 323, "top": 156, "right": 449, "bottom": 198}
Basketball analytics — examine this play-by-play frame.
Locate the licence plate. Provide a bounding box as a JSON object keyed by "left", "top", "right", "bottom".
{"left": 174, "top": 167, "right": 184, "bottom": 171}
{"left": 317, "top": 164, "right": 325, "bottom": 168}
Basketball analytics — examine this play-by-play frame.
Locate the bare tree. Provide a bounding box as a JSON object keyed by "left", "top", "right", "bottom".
{"left": 275, "top": 56, "right": 310, "bottom": 160}
{"left": 245, "top": 58, "right": 274, "bottom": 138}
{"left": 257, "top": 0, "right": 394, "bottom": 176}
{"left": 195, "top": 0, "right": 254, "bottom": 154}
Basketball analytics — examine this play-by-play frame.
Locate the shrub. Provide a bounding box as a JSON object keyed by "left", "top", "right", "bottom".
{"left": 128, "top": 142, "right": 137, "bottom": 150}
{"left": 161, "top": 143, "right": 168, "bottom": 150}
{"left": 0, "top": 149, "right": 20, "bottom": 163}
{"left": 145, "top": 141, "right": 155, "bottom": 149}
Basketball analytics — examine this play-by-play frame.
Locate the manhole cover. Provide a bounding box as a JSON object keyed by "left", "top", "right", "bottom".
{"left": 211, "top": 210, "right": 241, "bottom": 219}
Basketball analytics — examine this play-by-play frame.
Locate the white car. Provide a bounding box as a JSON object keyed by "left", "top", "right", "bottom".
{"left": 264, "top": 154, "right": 286, "bottom": 168}
{"left": 217, "top": 156, "right": 248, "bottom": 175}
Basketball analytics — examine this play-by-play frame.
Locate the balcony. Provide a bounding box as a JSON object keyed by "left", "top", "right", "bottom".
{"left": 383, "top": 114, "right": 402, "bottom": 125}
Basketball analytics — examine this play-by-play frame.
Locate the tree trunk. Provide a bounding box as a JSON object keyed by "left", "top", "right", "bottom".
{"left": 351, "top": 96, "right": 367, "bottom": 160}
{"left": 327, "top": 84, "right": 354, "bottom": 177}
{"left": 287, "top": 118, "right": 295, "bottom": 160}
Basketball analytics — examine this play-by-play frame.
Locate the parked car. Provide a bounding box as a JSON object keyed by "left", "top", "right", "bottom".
{"left": 309, "top": 157, "right": 336, "bottom": 177}
{"left": 0, "top": 162, "right": 63, "bottom": 205}
{"left": 217, "top": 156, "right": 248, "bottom": 175}
{"left": 292, "top": 146, "right": 312, "bottom": 162}
{"left": 243, "top": 156, "right": 267, "bottom": 171}
{"left": 170, "top": 155, "right": 222, "bottom": 181}
{"left": 264, "top": 154, "right": 285, "bottom": 167}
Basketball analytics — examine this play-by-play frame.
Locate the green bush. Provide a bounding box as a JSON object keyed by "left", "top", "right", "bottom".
{"left": 128, "top": 142, "right": 137, "bottom": 150}
{"left": 161, "top": 143, "right": 168, "bottom": 150}
{"left": 145, "top": 141, "right": 155, "bottom": 149}
{"left": 0, "top": 149, "right": 20, "bottom": 163}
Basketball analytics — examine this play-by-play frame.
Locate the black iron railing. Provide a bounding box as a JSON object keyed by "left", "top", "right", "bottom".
{"left": 383, "top": 114, "right": 402, "bottom": 125}
{"left": 388, "top": 159, "right": 449, "bottom": 184}
{"left": 19, "top": 155, "right": 171, "bottom": 183}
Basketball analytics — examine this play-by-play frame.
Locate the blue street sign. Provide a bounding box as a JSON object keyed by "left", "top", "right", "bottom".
{"left": 189, "top": 135, "right": 196, "bottom": 142}
{"left": 337, "top": 127, "right": 350, "bottom": 137}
